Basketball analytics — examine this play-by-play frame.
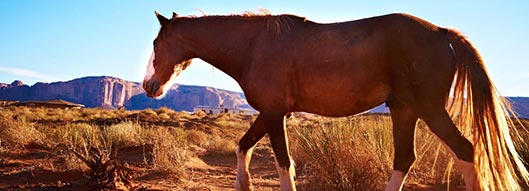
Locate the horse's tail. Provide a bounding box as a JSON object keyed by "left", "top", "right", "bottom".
{"left": 445, "top": 28, "right": 528, "bottom": 191}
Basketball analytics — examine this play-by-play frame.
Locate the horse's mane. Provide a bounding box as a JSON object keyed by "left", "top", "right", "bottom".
{"left": 266, "top": 15, "right": 306, "bottom": 35}
{"left": 176, "top": 9, "right": 307, "bottom": 35}
{"left": 181, "top": 9, "right": 273, "bottom": 18}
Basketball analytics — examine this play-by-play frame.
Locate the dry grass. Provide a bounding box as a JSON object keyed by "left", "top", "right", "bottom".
{"left": 287, "top": 114, "right": 508, "bottom": 190}
{"left": 2, "top": 106, "right": 134, "bottom": 122}
{"left": 409, "top": 121, "right": 465, "bottom": 187}
{"left": 56, "top": 123, "right": 101, "bottom": 149}
{"left": 288, "top": 115, "right": 392, "bottom": 190}
{"left": 205, "top": 135, "right": 237, "bottom": 156}
{"left": 0, "top": 116, "right": 45, "bottom": 149}
{"left": 186, "top": 129, "right": 209, "bottom": 147}
{"left": 1, "top": 106, "right": 528, "bottom": 190}
{"left": 103, "top": 121, "right": 145, "bottom": 148}
{"left": 150, "top": 127, "right": 188, "bottom": 176}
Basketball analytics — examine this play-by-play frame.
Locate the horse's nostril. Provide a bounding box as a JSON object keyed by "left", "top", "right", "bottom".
{"left": 143, "top": 80, "right": 161, "bottom": 97}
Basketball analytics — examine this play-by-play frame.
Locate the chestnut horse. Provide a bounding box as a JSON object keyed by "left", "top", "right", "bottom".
{"left": 143, "top": 11, "right": 528, "bottom": 191}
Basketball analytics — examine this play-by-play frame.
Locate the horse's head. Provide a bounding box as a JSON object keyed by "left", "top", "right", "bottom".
{"left": 143, "top": 11, "right": 193, "bottom": 98}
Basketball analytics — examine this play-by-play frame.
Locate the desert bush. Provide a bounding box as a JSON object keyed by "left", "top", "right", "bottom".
{"left": 193, "top": 110, "right": 207, "bottom": 118}
{"left": 186, "top": 129, "right": 209, "bottom": 147}
{"left": 158, "top": 113, "right": 171, "bottom": 120}
{"left": 61, "top": 110, "right": 76, "bottom": 121}
{"left": 142, "top": 108, "right": 158, "bottom": 116}
{"left": 0, "top": 116, "right": 44, "bottom": 149}
{"left": 99, "top": 109, "right": 119, "bottom": 119}
{"left": 215, "top": 118, "right": 245, "bottom": 129}
{"left": 70, "top": 145, "right": 135, "bottom": 190}
{"left": 33, "top": 110, "right": 49, "bottom": 121}
{"left": 47, "top": 123, "right": 104, "bottom": 170}
{"left": 289, "top": 116, "right": 392, "bottom": 190}
{"left": 54, "top": 123, "right": 101, "bottom": 149}
{"left": 151, "top": 127, "right": 189, "bottom": 176}
{"left": 155, "top": 106, "right": 175, "bottom": 115}
{"left": 205, "top": 135, "right": 237, "bottom": 155}
{"left": 136, "top": 108, "right": 159, "bottom": 121}
{"left": 79, "top": 108, "right": 97, "bottom": 119}
{"left": 103, "top": 121, "right": 145, "bottom": 147}
{"left": 9, "top": 106, "right": 33, "bottom": 122}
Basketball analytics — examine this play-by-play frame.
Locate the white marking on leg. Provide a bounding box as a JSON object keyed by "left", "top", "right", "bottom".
{"left": 456, "top": 159, "right": 476, "bottom": 191}
{"left": 235, "top": 146, "right": 253, "bottom": 191}
{"left": 274, "top": 157, "right": 296, "bottom": 191}
{"left": 385, "top": 170, "right": 407, "bottom": 191}
{"left": 446, "top": 147, "right": 476, "bottom": 191}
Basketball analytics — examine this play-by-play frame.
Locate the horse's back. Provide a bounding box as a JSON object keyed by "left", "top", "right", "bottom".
{"left": 243, "top": 13, "right": 453, "bottom": 116}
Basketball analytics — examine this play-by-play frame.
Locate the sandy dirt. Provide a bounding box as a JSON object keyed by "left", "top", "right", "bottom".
{"left": 0, "top": 143, "right": 467, "bottom": 191}
{"left": 0, "top": 142, "right": 284, "bottom": 191}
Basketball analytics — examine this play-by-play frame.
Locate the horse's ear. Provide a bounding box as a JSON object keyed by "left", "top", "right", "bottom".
{"left": 155, "top": 11, "right": 169, "bottom": 26}
{"left": 172, "top": 12, "right": 179, "bottom": 19}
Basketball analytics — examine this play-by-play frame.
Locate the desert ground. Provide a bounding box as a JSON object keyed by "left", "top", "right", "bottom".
{"left": 1, "top": 106, "right": 527, "bottom": 190}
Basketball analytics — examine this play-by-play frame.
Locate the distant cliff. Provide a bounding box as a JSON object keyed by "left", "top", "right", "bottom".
{"left": 126, "top": 85, "right": 250, "bottom": 111}
{"left": 368, "top": 97, "right": 529, "bottom": 119}
{"left": 509, "top": 97, "right": 529, "bottom": 119}
{"left": 1, "top": 76, "right": 528, "bottom": 118}
{"left": 0, "top": 76, "right": 251, "bottom": 111}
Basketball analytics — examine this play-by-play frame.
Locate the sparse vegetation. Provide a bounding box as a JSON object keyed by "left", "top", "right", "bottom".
{"left": 0, "top": 116, "right": 45, "bottom": 149}
{"left": 287, "top": 115, "right": 470, "bottom": 190}
{"left": 150, "top": 127, "right": 189, "bottom": 176}
{"left": 0, "top": 106, "right": 527, "bottom": 190}
{"left": 288, "top": 115, "right": 392, "bottom": 190}
{"left": 205, "top": 135, "right": 237, "bottom": 156}
{"left": 103, "top": 121, "right": 145, "bottom": 148}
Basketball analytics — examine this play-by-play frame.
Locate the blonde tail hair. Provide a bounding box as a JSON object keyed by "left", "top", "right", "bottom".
{"left": 446, "top": 28, "right": 528, "bottom": 191}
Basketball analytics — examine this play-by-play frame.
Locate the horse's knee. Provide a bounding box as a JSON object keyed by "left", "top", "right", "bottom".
{"left": 392, "top": 134, "right": 416, "bottom": 173}
{"left": 419, "top": 109, "right": 473, "bottom": 162}
{"left": 393, "top": 151, "right": 416, "bottom": 173}
{"left": 449, "top": 138, "right": 473, "bottom": 162}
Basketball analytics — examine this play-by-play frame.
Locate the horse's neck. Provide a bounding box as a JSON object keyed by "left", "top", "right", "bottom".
{"left": 180, "top": 17, "right": 266, "bottom": 82}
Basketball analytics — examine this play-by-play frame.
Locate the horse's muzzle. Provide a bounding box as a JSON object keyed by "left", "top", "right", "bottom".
{"left": 143, "top": 79, "right": 163, "bottom": 98}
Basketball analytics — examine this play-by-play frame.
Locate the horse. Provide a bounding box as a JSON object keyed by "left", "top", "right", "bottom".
{"left": 143, "top": 11, "right": 528, "bottom": 191}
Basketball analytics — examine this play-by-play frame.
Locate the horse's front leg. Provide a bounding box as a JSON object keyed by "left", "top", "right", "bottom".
{"left": 236, "top": 114, "right": 267, "bottom": 191}
{"left": 266, "top": 113, "right": 296, "bottom": 191}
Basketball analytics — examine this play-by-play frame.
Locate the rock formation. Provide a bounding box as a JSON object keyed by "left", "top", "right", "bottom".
{"left": 0, "top": 76, "right": 251, "bottom": 111}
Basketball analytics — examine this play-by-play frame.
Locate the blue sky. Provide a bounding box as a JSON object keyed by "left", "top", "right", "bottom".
{"left": 0, "top": 1, "right": 528, "bottom": 96}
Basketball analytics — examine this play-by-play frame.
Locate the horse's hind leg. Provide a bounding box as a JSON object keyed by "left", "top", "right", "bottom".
{"left": 386, "top": 99, "right": 418, "bottom": 191}
{"left": 416, "top": 106, "right": 476, "bottom": 191}
{"left": 236, "top": 114, "right": 268, "bottom": 191}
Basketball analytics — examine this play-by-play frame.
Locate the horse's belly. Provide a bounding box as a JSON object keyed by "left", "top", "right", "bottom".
{"left": 295, "top": 84, "right": 390, "bottom": 117}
